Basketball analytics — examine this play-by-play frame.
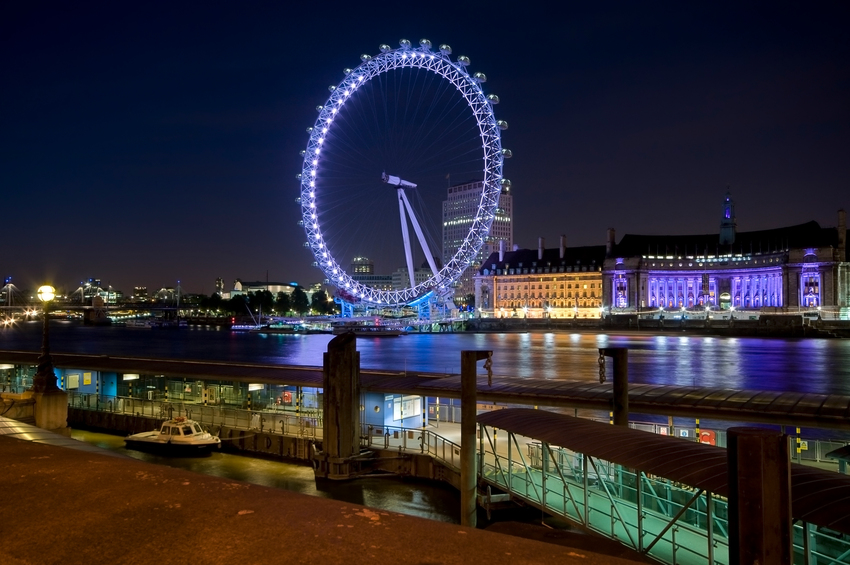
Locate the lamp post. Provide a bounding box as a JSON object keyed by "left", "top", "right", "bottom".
{"left": 32, "top": 285, "right": 59, "bottom": 393}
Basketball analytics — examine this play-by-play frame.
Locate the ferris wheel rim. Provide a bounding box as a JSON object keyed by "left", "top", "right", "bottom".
{"left": 299, "top": 41, "right": 504, "bottom": 307}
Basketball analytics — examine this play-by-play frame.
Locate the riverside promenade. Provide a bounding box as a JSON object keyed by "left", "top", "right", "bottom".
{"left": 0, "top": 420, "right": 643, "bottom": 565}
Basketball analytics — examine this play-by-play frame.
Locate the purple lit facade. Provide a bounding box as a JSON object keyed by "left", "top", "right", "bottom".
{"left": 610, "top": 255, "right": 786, "bottom": 311}
{"left": 602, "top": 208, "right": 848, "bottom": 318}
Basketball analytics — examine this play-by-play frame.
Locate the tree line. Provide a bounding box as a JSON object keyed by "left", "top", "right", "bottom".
{"left": 197, "top": 288, "right": 337, "bottom": 316}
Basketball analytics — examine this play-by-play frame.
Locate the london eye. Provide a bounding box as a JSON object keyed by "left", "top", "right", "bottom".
{"left": 298, "top": 39, "right": 507, "bottom": 307}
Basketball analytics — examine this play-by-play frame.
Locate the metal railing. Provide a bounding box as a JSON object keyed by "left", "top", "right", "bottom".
{"left": 362, "top": 423, "right": 462, "bottom": 471}
{"left": 67, "top": 392, "right": 323, "bottom": 440}
{"left": 482, "top": 430, "right": 850, "bottom": 565}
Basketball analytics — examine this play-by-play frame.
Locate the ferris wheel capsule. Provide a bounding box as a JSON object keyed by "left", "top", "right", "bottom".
{"left": 439, "top": 44, "right": 452, "bottom": 54}
{"left": 379, "top": 44, "right": 391, "bottom": 53}
{"left": 501, "top": 149, "right": 512, "bottom": 159}
{"left": 487, "top": 94, "right": 500, "bottom": 104}
{"left": 497, "top": 120, "right": 509, "bottom": 130}
{"left": 360, "top": 54, "right": 372, "bottom": 62}
{"left": 399, "top": 39, "right": 411, "bottom": 48}
{"left": 456, "top": 55, "right": 470, "bottom": 66}
{"left": 419, "top": 39, "right": 431, "bottom": 49}
{"left": 473, "top": 72, "right": 487, "bottom": 83}
{"left": 343, "top": 68, "right": 352, "bottom": 75}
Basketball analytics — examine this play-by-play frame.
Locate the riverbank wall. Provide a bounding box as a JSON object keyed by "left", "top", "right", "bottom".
{"left": 466, "top": 314, "right": 850, "bottom": 338}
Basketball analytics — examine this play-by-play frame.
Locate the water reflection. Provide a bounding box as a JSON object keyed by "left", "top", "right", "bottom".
{"left": 2, "top": 324, "right": 850, "bottom": 395}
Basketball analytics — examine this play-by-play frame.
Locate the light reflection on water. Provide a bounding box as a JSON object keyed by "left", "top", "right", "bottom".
{"left": 71, "top": 429, "right": 461, "bottom": 523}
{"left": 3, "top": 323, "right": 850, "bottom": 395}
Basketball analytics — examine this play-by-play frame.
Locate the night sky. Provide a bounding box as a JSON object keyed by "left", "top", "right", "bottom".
{"left": 2, "top": 2, "right": 848, "bottom": 295}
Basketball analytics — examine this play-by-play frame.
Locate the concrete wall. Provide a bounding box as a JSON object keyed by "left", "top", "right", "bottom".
{"left": 1, "top": 393, "right": 35, "bottom": 422}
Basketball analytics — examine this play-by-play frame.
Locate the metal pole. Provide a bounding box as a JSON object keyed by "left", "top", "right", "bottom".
{"left": 706, "top": 491, "right": 714, "bottom": 565}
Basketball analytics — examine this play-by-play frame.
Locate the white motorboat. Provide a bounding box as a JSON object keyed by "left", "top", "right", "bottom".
{"left": 124, "top": 417, "right": 221, "bottom": 456}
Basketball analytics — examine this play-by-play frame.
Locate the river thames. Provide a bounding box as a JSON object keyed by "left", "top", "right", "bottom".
{"left": 3, "top": 321, "right": 850, "bottom": 395}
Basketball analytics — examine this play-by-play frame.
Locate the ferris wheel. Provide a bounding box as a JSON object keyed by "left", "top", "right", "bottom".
{"left": 298, "top": 39, "right": 508, "bottom": 307}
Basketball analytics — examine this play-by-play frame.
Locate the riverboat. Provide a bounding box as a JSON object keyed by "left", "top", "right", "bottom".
{"left": 250, "top": 322, "right": 308, "bottom": 334}
{"left": 331, "top": 321, "right": 407, "bottom": 337}
{"left": 124, "top": 417, "right": 221, "bottom": 456}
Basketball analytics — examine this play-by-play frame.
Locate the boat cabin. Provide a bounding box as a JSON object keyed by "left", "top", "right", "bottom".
{"left": 160, "top": 418, "right": 204, "bottom": 438}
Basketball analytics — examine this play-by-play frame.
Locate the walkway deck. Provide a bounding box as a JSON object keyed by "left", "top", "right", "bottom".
{"left": 2, "top": 349, "right": 850, "bottom": 430}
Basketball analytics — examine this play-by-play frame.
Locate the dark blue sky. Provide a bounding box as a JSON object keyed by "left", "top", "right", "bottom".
{"left": 2, "top": 2, "right": 848, "bottom": 294}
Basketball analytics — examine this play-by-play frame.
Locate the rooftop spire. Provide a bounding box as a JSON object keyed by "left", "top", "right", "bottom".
{"left": 719, "top": 190, "right": 737, "bottom": 246}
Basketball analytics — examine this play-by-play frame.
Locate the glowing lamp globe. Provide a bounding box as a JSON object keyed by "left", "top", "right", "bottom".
{"left": 37, "top": 285, "right": 55, "bottom": 302}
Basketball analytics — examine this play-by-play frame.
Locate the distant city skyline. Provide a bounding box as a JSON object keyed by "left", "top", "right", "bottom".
{"left": 3, "top": 3, "right": 847, "bottom": 295}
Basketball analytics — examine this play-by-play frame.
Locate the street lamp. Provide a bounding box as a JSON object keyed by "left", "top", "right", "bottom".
{"left": 32, "top": 285, "right": 59, "bottom": 392}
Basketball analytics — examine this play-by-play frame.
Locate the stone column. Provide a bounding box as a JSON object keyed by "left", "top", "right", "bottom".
{"left": 33, "top": 390, "right": 68, "bottom": 433}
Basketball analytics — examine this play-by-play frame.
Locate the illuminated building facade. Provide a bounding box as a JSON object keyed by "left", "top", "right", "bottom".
{"left": 602, "top": 203, "right": 848, "bottom": 318}
{"left": 443, "top": 179, "right": 513, "bottom": 300}
{"left": 474, "top": 237, "right": 606, "bottom": 318}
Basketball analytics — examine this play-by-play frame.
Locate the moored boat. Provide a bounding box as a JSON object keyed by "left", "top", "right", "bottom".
{"left": 124, "top": 417, "right": 221, "bottom": 456}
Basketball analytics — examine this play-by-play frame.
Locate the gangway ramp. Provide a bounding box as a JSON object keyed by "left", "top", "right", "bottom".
{"left": 477, "top": 408, "right": 850, "bottom": 565}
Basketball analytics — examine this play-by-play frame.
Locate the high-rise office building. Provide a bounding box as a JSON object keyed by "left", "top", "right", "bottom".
{"left": 442, "top": 179, "right": 513, "bottom": 302}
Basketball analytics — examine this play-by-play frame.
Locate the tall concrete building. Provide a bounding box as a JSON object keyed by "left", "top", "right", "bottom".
{"left": 442, "top": 179, "right": 513, "bottom": 302}
{"left": 349, "top": 256, "right": 393, "bottom": 291}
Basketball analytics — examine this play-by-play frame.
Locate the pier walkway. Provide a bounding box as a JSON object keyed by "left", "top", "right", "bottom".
{"left": 3, "top": 349, "right": 850, "bottom": 431}
{"left": 475, "top": 409, "right": 850, "bottom": 565}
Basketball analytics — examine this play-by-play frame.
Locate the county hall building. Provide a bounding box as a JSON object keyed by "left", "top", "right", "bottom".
{"left": 602, "top": 195, "right": 848, "bottom": 318}
{"left": 474, "top": 195, "right": 849, "bottom": 320}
